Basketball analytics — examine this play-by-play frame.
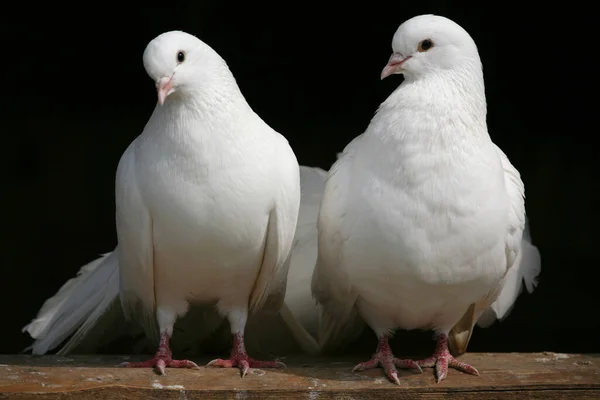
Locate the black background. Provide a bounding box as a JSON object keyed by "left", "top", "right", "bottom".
{"left": 2, "top": 1, "right": 597, "bottom": 356}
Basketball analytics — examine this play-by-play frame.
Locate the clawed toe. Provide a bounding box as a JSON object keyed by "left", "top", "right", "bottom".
{"left": 120, "top": 357, "right": 199, "bottom": 375}
{"left": 206, "top": 356, "right": 285, "bottom": 378}
{"left": 415, "top": 334, "right": 480, "bottom": 383}
{"left": 352, "top": 337, "right": 422, "bottom": 385}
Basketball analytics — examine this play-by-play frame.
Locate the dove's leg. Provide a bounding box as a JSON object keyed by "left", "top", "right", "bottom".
{"left": 352, "top": 334, "right": 422, "bottom": 385}
{"left": 120, "top": 308, "right": 199, "bottom": 375}
{"left": 206, "top": 306, "right": 286, "bottom": 377}
{"left": 414, "top": 332, "right": 479, "bottom": 383}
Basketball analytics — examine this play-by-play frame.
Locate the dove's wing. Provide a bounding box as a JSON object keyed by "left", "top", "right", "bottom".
{"left": 248, "top": 144, "right": 300, "bottom": 313}
{"left": 476, "top": 146, "right": 541, "bottom": 326}
{"left": 497, "top": 145, "right": 527, "bottom": 277}
{"left": 448, "top": 145, "right": 541, "bottom": 355}
{"left": 115, "top": 142, "right": 158, "bottom": 340}
{"left": 311, "top": 139, "right": 367, "bottom": 353}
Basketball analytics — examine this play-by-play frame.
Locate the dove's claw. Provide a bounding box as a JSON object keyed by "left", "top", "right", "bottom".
{"left": 206, "top": 356, "right": 285, "bottom": 377}
{"left": 352, "top": 336, "right": 421, "bottom": 385}
{"left": 352, "top": 358, "right": 380, "bottom": 372}
{"left": 206, "top": 333, "right": 285, "bottom": 378}
{"left": 120, "top": 357, "right": 199, "bottom": 375}
{"left": 240, "top": 360, "right": 250, "bottom": 377}
{"left": 119, "top": 332, "right": 199, "bottom": 375}
{"left": 415, "top": 333, "right": 480, "bottom": 383}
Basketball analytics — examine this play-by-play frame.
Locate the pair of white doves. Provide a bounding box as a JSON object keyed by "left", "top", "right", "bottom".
{"left": 23, "top": 14, "right": 541, "bottom": 385}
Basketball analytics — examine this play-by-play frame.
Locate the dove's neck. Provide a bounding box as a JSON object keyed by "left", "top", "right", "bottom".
{"left": 355, "top": 64, "right": 500, "bottom": 183}
{"left": 176, "top": 75, "right": 249, "bottom": 119}
{"left": 367, "top": 64, "right": 488, "bottom": 151}
{"left": 138, "top": 74, "right": 272, "bottom": 179}
{"left": 148, "top": 75, "right": 256, "bottom": 144}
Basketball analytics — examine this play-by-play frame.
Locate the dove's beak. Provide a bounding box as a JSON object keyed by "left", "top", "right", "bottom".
{"left": 156, "top": 76, "right": 175, "bottom": 105}
{"left": 381, "top": 53, "right": 412, "bottom": 80}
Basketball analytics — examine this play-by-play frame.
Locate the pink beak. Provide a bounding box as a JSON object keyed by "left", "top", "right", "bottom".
{"left": 380, "top": 53, "right": 412, "bottom": 80}
{"left": 156, "top": 76, "right": 174, "bottom": 105}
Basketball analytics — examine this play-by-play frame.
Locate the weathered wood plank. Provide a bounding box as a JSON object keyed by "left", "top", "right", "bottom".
{"left": 1, "top": 353, "right": 598, "bottom": 399}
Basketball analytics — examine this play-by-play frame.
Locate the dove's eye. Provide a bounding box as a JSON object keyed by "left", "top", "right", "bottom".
{"left": 177, "top": 51, "right": 186, "bottom": 63}
{"left": 418, "top": 39, "right": 433, "bottom": 52}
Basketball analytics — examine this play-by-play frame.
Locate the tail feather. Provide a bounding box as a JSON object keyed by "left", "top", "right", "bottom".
{"left": 278, "top": 303, "right": 319, "bottom": 355}
{"left": 317, "top": 306, "right": 365, "bottom": 355}
{"left": 57, "top": 254, "right": 122, "bottom": 354}
{"left": 23, "top": 249, "right": 121, "bottom": 355}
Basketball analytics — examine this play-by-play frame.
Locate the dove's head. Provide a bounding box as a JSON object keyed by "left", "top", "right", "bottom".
{"left": 380, "top": 14, "right": 481, "bottom": 81}
{"left": 143, "top": 31, "right": 228, "bottom": 105}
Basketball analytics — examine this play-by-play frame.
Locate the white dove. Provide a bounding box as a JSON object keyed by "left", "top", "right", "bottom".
{"left": 311, "top": 14, "right": 541, "bottom": 385}
{"left": 22, "top": 166, "right": 325, "bottom": 359}
{"left": 89, "top": 30, "right": 301, "bottom": 376}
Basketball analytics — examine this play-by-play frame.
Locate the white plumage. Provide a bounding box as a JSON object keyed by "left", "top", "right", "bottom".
{"left": 22, "top": 166, "right": 327, "bottom": 359}
{"left": 23, "top": 20, "right": 540, "bottom": 383}
{"left": 311, "top": 14, "right": 541, "bottom": 384}
{"left": 115, "top": 31, "right": 303, "bottom": 376}
{"left": 24, "top": 30, "right": 305, "bottom": 377}
{"left": 23, "top": 155, "right": 538, "bottom": 371}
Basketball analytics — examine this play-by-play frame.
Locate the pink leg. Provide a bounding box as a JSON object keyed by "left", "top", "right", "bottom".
{"left": 120, "top": 332, "right": 199, "bottom": 375}
{"left": 414, "top": 333, "right": 480, "bottom": 383}
{"left": 352, "top": 336, "right": 422, "bottom": 385}
{"left": 206, "top": 333, "right": 286, "bottom": 377}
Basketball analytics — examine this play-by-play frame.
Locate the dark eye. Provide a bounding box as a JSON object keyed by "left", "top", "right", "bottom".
{"left": 418, "top": 39, "right": 433, "bottom": 52}
{"left": 177, "top": 51, "right": 185, "bottom": 63}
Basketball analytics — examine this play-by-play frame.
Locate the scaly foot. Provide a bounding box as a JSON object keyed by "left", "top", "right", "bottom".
{"left": 414, "top": 333, "right": 479, "bottom": 383}
{"left": 120, "top": 333, "right": 199, "bottom": 375}
{"left": 352, "top": 336, "right": 422, "bottom": 385}
{"left": 206, "top": 333, "right": 286, "bottom": 377}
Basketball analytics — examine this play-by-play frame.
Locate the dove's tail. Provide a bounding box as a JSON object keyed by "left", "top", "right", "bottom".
{"left": 476, "top": 218, "right": 542, "bottom": 328}
{"left": 22, "top": 249, "right": 122, "bottom": 355}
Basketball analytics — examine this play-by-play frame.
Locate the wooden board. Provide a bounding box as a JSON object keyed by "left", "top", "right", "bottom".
{"left": 1, "top": 352, "right": 598, "bottom": 399}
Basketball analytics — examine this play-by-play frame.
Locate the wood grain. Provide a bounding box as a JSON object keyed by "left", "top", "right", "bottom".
{"left": 1, "top": 352, "right": 598, "bottom": 399}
